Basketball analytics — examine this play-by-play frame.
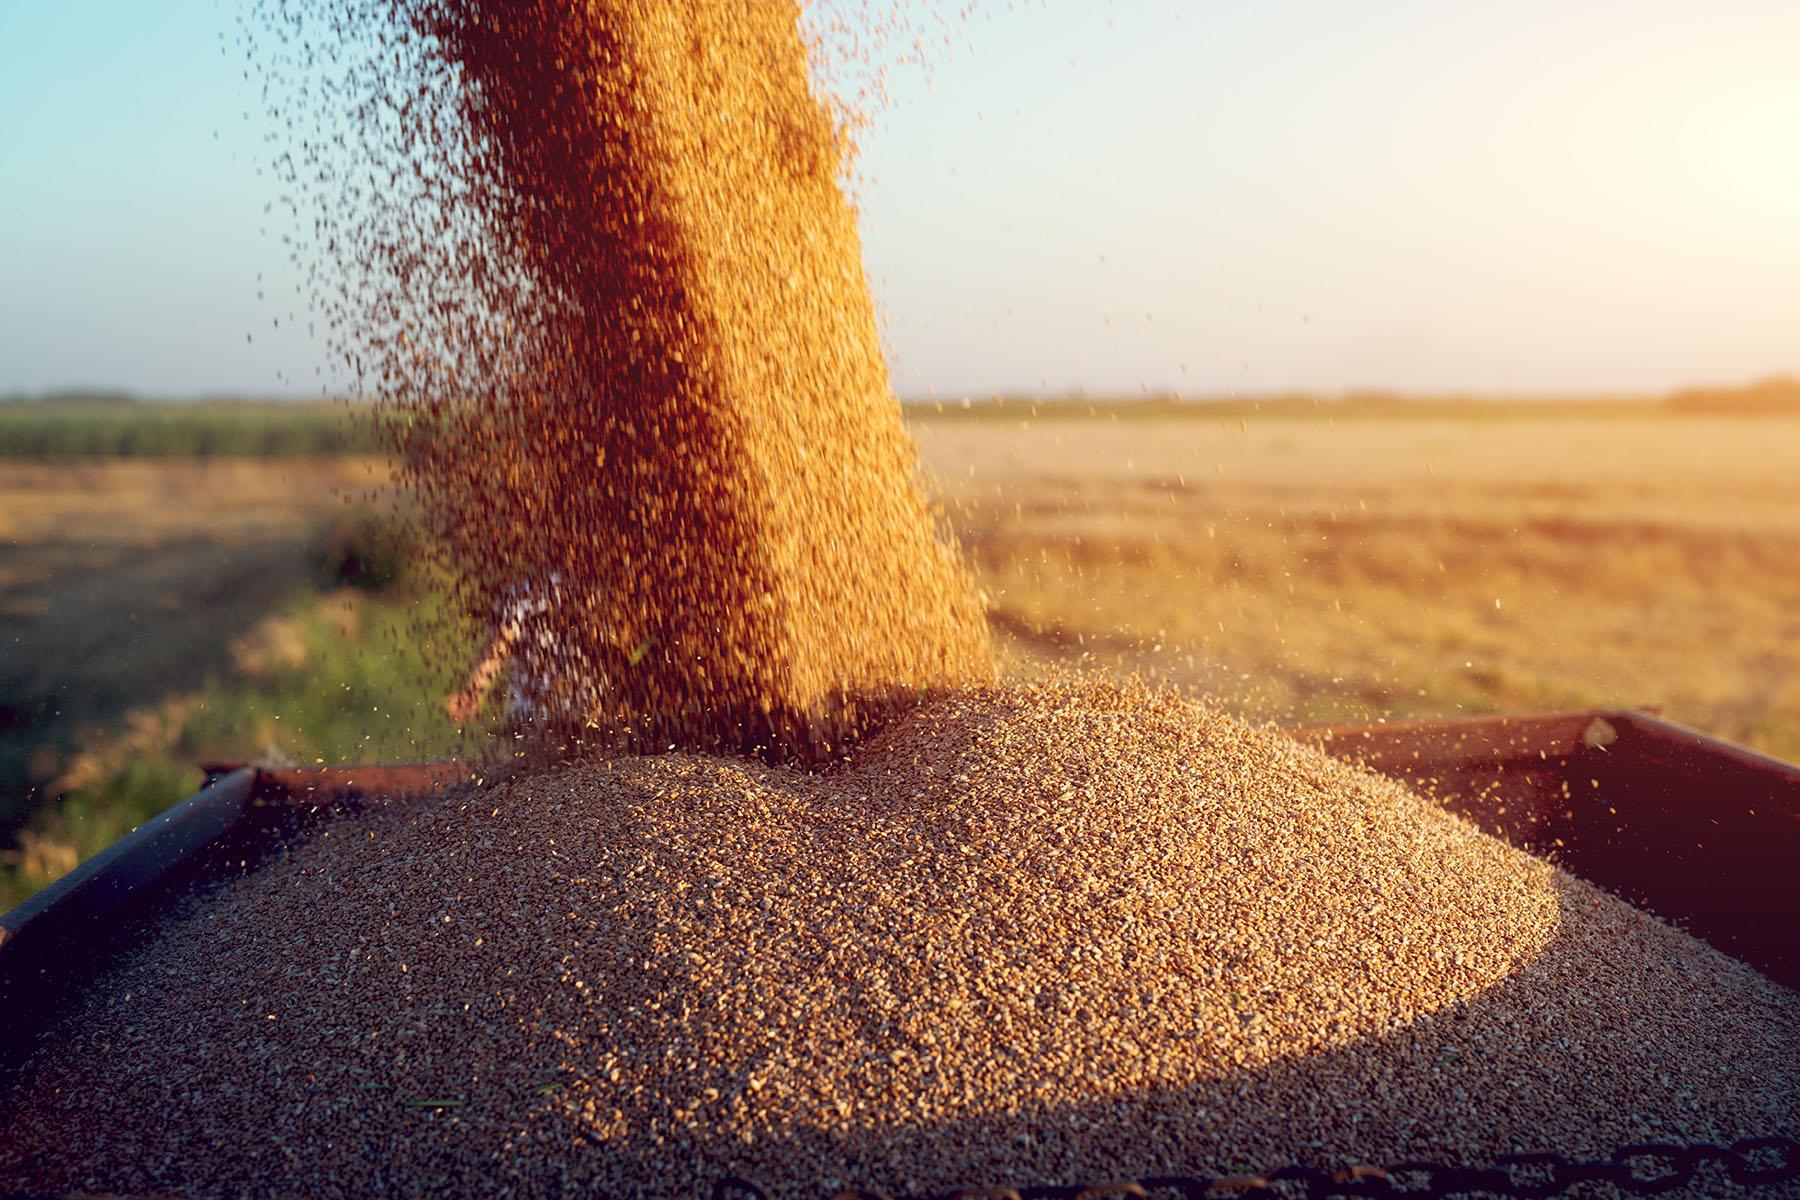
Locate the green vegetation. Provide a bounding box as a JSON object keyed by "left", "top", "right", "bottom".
{"left": 0, "top": 396, "right": 376, "bottom": 459}
{"left": 0, "top": 544, "right": 486, "bottom": 910}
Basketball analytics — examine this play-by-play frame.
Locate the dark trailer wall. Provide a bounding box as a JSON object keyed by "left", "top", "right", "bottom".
{"left": 1292, "top": 708, "right": 1800, "bottom": 990}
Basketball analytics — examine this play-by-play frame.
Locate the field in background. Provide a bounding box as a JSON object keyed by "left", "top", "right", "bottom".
{"left": 3, "top": 401, "right": 1798, "bottom": 905}
{"left": 3, "top": 375, "right": 1794, "bottom": 457}
{"left": 914, "top": 410, "right": 1800, "bottom": 758}
{"left": 0, "top": 398, "right": 373, "bottom": 458}
{"left": 0, "top": 458, "right": 473, "bottom": 907}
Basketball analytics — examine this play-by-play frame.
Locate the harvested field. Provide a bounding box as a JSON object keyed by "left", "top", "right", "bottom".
{"left": 3, "top": 681, "right": 1793, "bottom": 1198}
{"left": 914, "top": 410, "right": 1800, "bottom": 760}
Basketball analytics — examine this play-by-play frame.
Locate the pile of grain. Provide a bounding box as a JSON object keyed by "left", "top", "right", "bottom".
{"left": 280, "top": 0, "right": 991, "bottom": 760}
{"left": 4, "top": 681, "right": 1794, "bottom": 1197}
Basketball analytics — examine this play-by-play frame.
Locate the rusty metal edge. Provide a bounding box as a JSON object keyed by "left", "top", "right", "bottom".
{"left": 1, "top": 762, "right": 482, "bottom": 953}
{"left": 1611, "top": 709, "right": 1800, "bottom": 791}
{"left": 1290, "top": 708, "right": 1601, "bottom": 765}
{"left": 0, "top": 768, "right": 256, "bottom": 956}
{"left": 1293, "top": 706, "right": 1800, "bottom": 805}
{"left": 197, "top": 760, "right": 483, "bottom": 805}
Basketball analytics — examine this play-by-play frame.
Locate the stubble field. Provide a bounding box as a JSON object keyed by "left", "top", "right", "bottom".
{"left": 3, "top": 404, "right": 1798, "bottom": 903}
{"left": 914, "top": 407, "right": 1800, "bottom": 758}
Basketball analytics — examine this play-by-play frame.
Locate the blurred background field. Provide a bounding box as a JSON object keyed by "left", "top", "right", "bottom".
{"left": 920, "top": 401, "right": 1800, "bottom": 744}
{"left": 0, "top": 394, "right": 375, "bottom": 458}
{"left": 2, "top": 390, "right": 1798, "bottom": 906}
{"left": 0, "top": 450, "right": 471, "bottom": 907}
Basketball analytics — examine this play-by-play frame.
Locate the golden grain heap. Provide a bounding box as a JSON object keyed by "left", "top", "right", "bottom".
{"left": 327, "top": 0, "right": 990, "bottom": 759}
{"left": 2, "top": 683, "right": 1795, "bottom": 1197}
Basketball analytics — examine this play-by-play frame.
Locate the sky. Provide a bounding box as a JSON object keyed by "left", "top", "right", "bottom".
{"left": 2, "top": 1, "right": 1797, "bottom": 399}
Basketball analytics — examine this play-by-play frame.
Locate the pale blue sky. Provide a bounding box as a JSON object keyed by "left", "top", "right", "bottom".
{"left": 4, "top": 1, "right": 1798, "bottom": 398}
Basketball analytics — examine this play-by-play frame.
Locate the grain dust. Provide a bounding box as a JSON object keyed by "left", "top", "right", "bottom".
{"left": 271, "top": 0, "right": 991, "bottom": 761}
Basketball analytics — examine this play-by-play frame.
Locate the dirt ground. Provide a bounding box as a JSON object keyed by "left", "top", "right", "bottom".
{"left": 0, "top": 458, "right": 384, "bottom": 831}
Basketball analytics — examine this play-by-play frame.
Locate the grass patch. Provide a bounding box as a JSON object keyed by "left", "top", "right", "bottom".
{"left": 0, "top": 573, "right": 484, "bottom": 910}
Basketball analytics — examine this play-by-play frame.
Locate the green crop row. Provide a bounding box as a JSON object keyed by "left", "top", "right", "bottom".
{"left": 0, "top": 399, "right": 379, "bottom": 459}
